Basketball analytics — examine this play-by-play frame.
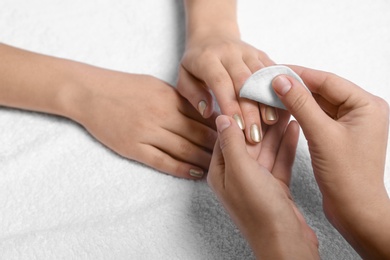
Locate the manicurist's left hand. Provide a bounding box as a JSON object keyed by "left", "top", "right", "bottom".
{"left": 208, "top": 113, "right": 319, "bottom": 259}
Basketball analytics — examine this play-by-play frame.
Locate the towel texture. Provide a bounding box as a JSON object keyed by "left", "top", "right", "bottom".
{"left": 1, "top": 0, "right": 389, "bottom": 259}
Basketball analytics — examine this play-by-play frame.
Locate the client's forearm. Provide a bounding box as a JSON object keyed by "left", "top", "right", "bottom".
{"left": 0, "top": 43, "right": 89, "bottom": 121}
{"left": 183, "top": 0, "right": 240, "bottom": 39}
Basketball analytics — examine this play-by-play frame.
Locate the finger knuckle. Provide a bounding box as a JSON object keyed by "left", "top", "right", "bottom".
{"left": 206, "top": 172, "right": 215, "bottom": 187}
{"left": 233, "top": 70, "right": 251, "bottom": 89}
{"left": 207, "top": 70, "right": 230, "bottom": 87}
{"left": 198, "top": 49, "right": 215, "bottom": 63}
{"left": 219, "top": 132, "right": 242, "bottom": 151}
{"left": 249, "top": 61, "right": 263, "bottom": 72}
{"left": 200, "top": 128, "right": 217, "bottom": 145}
{"left": 220, "top": 41, "right": 236, "bottom": 53}
{"left": 220, "top": 100, "right": 239, "bottom": 115}
{"left": 376, "top": 96, "right": 389, "bottom": 111}
{"left": 257, "top": 50, "right": 273, "bottom": 63}
{"left": 243, "top": 109, "right": 260, "bottom": 122}
{"left": 148, "top": 153, "right": 166, "bottom": 171}
{"left": 174, "top": 163, "right": 188, "bottom": 177}
{"left": 257, "top": 49, "right": 267, "bottom": 57}
{"left": 178, "top": 142, "right": 194, "bottom": 158}
{"left": 372, "top": 96, "right": 389, "bottom": 118}
{"left": 289, "top": 93, "right": 310, "bottom": 114}
{"left": 190, "top": 51, "right": 214, "bottom": 73}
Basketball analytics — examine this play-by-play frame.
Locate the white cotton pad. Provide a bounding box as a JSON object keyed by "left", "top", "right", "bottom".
{"left": 239, "top": 65, "right": 310, "bottom": 110}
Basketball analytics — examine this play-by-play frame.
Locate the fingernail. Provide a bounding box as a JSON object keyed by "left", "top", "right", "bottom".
{"left": 232, "top": 114, "right": 245, "bottom": 130}
{"left": 197, "top": 100, "right": 207, "bottom": 116}
{"left": 189, "top": 169, "right": 204, "bottom": 178}
{"left": 265, "top": 106, "right": 278, "bottom": 121}
{"left": 273, "top": 75, "right": 292, "bottom": 96}
{"left": 216, "top": 115, "right": 231, "bottom": 133}
{"left": 250, "top": 124, "right": 261, "bottom": 143}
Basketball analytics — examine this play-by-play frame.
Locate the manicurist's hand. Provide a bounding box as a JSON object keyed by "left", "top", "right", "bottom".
{"left": 272, "top": 66, "right": 390, "bottom": 259}
{"left": 177, "top": 0, "right": 278, "bottom": 144}
{"left": 208, "top": 113, "right": 319, "bottom": 259}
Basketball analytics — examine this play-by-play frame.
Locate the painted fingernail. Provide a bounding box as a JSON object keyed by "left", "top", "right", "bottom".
{"left": 250, "top": 124, "right": 261, "bottom": 143}
{"left": 197, "top": 100, "right": 207, "bottom": 116}
{"left": 273, "top": 75, "right": 292, "bottom": 96}
{"left": 232, "top": 114, "right": 245, "bottom": 130}
{"left": 265, "top": 106, "right": 278, "bottom": 121}
{"left": 216, "top": 115, "right": 231, "bottom": 133}
{"left": 189, "top": 169, "right": 204, "bottom": 178}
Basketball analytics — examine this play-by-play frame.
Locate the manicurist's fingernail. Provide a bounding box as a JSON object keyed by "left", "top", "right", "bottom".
{"left": 189, "top": 168, "right": 204, "bottom": 178}
{"left": 273, "top": 75, "right": 292, "bottom": 96}
{"left": 232, "top": 114, "right": 245, "bottom": 130}
{"left": 216, "top": 115, "right": 231, "bottom": 133}
{"left": 250, "top": 124, "right": 261, "bottom": 143}
{"left": 197, "top": 100, "right": 207, "bottom": 116}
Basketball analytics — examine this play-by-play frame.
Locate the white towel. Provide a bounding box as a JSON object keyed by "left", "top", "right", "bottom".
{"left": 1, "top": 0, "right": 389, "bottom": 259}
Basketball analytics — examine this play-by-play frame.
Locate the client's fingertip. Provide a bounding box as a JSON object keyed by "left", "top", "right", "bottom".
{"left": 197, "top": 100, "right": 207, "bottom": 117}
{"left": 189, "top": 168, "right": 205, "bottom": 179}
{"left": 197, "top": 99, "right": 215, "bottom": 118}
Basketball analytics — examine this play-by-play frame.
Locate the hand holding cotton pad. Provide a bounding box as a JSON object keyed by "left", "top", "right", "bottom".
{"left": 239, "top": 65, "right": 310, "bottom": 110}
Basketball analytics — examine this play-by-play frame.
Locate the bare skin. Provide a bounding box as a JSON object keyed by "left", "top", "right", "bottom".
{"left": 208, "top": 66, "right": 390, "bottom": 259}
{"left": 0, "top": 43, "right": 217, "bottom": 179}
{"left": 178, "top": 0, "right": 278, "bottom": 145}
{"left": 209, "top": 114, "right": 319, "bottom": 259}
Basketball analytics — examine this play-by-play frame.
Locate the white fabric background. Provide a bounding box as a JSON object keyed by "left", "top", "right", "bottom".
{"left": 0, "top": 1, "right": 389, "bottom": 259}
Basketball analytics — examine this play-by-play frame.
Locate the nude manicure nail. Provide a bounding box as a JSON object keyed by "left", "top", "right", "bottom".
{"left": 197, "top": 100, "right": 207, "bottom": 116}
{"left": 250, "top": 124, "right": 261, "bottom": 143}
{"left": 232, "top": 114, "right": 245, "bottom": 130}
{"left": 189, "top": 169, "right": 204, "bottom": 178}
{"left": 265, "top": 107, "right": 278, "bottom": 121}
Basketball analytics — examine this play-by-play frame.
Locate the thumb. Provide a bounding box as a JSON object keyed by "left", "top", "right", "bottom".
{"left": 215, "top": 115, "right": 248, "bottom": 165}
{"left": 272, "top": 75, "right": 333, "bottom": 138}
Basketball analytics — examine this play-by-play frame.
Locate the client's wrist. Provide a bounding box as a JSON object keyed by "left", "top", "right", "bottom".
{"left": 187, "top": 23, "right": 240, "bottom": 45}
{"left": 54, "top": 60, "right": 99, "bottom": 124}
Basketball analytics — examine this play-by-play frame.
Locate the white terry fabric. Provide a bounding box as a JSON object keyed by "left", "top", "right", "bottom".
{"left": 1, "top": 1, "right": 390, "bottom": 260}
{"left": 239, "top": 65, "right": 309, "bottom": 109}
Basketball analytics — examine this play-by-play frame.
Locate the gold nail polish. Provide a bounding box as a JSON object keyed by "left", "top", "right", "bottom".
{"left": 250, "top": 124, "right": 261, "bottom": 143}
{"left": 233, "top": 114, "right": 245, "bottom": 130}
{"left": 189, "top": 169, "right": 204, "bottom": 178}
{"left": 197, "top": 100, "right": 207, "bottom": 116}
{"left": 265, "top": 107, "right": 278, "bottom": 121}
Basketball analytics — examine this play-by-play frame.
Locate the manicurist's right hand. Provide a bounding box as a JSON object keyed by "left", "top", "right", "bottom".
{"left": 208, "top": 112, "right": 319, "bottom": 259}
{"left": 272, "top": 66, "right": 390, "bottom": 259}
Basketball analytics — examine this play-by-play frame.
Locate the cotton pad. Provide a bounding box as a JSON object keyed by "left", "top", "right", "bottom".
{"left": 239, "top": 65, "right": 310, "bottom": 110}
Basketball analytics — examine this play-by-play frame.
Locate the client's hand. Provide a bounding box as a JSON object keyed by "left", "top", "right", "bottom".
{"left": 177, "top": 0, "right": 278, "bottom": 144}
{"left": 177, "top": 35, "right": 279, "bottom": 144}
{"left": 0, "top": 43, "right": 217, "bottom": 179}
{"left": 272, "top": 66, "right": 390, "bottom": 259}
{"left": 208, "top": 113, "right": 319, "bottom": 259}
{"left": 75, "top": 72, "right": 217, "bottom": 179}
